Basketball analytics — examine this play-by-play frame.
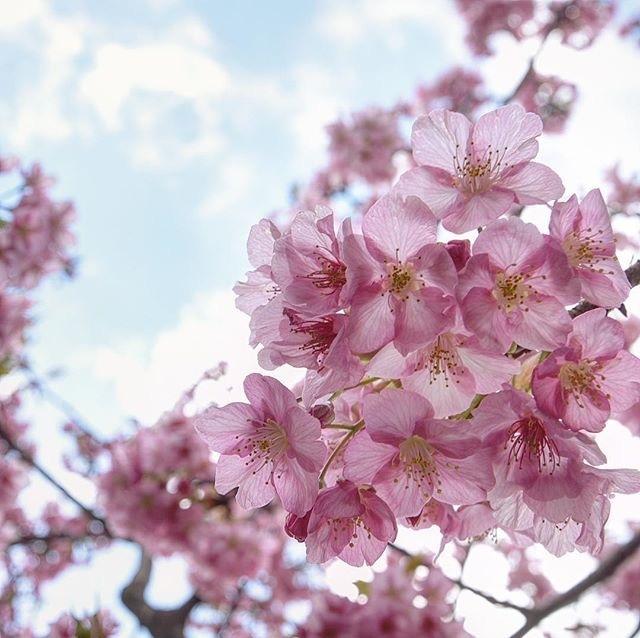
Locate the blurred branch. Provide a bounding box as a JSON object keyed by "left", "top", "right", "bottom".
{"left": 510, "top": 531, "right": 640, "bottom": 638}
{"left": 218, "top": 582, "right": 246, "bottom": 638}
{"left": 388, "top": 543, "right": 532, "bottom": 617}
{"left": 0, "top": 419, "right": 108, "bottom": 532}
{"left": 8, "top": 532, "right": 103, "bottom": 548}
{"left": 121, "top": 549, "right": 200, "bottom": 638}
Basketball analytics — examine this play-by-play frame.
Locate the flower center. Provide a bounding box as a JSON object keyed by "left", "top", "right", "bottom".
{"left": 382, "top": 261, "right": 425, "bottom": 300}
{"left": 286, "top": 311, "right": 336, "bottom": 361}
{"left": 562, "top": 228, "right": 612, "bottom": 273}
{"left": 493, "top": 271, "right": 530, "bottom": 312}
{"left": 399, "top": 435, "right": 442, "bottom": 496}
{"left": 417, "top": 334, "right": 465, "bottom": 388}
{"left": 236, "top": 418, "right": 289, "bottom": 471}
{"left": 452, "top": 141, "right": 509, "bottom": 194}
{"left": 505, "top": 416, "right": 560, "bottom": 474}
{"left": 304, "top": 252, "right": 346, "bottom": 294}
{"left": 558, "top": 360, "right": 607, "bottom": 407}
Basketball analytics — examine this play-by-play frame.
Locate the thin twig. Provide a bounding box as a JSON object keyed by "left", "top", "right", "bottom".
{"left": 510, "top": 531, "right": 640, "bottom": 638}
{"left": 0, "top": 420, "right": 108, "bottom": 532}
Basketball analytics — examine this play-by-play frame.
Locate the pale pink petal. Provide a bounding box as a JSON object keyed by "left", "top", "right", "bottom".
{"left": 472, "top": 217, "right": 544, "bottom": 271}
{"left": 247, "top": 218, "right": 280, "bottom": 268}
{"left": 347, "top": 289, "right": 395, "bottom": 354}
{"left": 472, "top": 104, "right": 542, "bottom": 167}
{"left": 412, "top": 109, "right": 472, "bottom": 171}
{"left": 243, "top": 373, "right": 297, "bottom": 422}
{"left": 602, "top": 351, "right": 640, "bottom": 414}
{"left": 500, "top": 161, "right": 564, "bottom": 204}
{"left": 442, "top": 189, "right": 515, "bottom": 233}
{"left": 579, "top": 262, "right": 630, "bottom": 308}
{"left": 514, "top": 296, "right": 572, "bottom": 351}
{"left": 363, "top": 388, "right": 433, "bottom": 445}
{"left": 273, "top": 457, "right": 319, "bottom": 515}
{"left": 394, "top": 166, "right": 462, "bottom": 219}
{"left": 394, "top": 288, "right": 453, "bottom": 355}
{"left": 194, "top": 402, "right": 258, "bottom": 455}
{"left": 460, "top": 286, "right": 512, "bottom": 352}
{"left": 362, "top": 193, "right": 437, "bottom": 262}
{"left": 343, "top": 431, "right": 397, "bottom": 484}
{"left": 404, "top": 367, "right": 476, "bottom": 418}
{"left": 215, "top": 454, "right": 275, "bottom": 509}
{"left": 413, "top": 243, "right": 459, "bottom": 293}
{"left": 457, "top": 342, "right": 520, "bottom": 394}
{"left": 571, "top": 309, "right": 624, "bottom": 360}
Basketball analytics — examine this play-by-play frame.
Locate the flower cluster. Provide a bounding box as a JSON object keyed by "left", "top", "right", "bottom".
{"left": 515, "top": 71, "right": 578, "bottom": 133}
{"left": 198, "top": 104, "right": 640, "bottom": 567}
{"left": 298, "top": 554, "right": 468, "bottom": 637}
{"left": 97, "top": 401, "right": 216, "bottom": 555}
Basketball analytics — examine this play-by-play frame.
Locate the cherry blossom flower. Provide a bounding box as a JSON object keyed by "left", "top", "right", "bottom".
{"left": 367, "top": 317, "right": 519, "bottom": 417}
{"left": 305, "top": 480, "right": 397, "bottom": 566}
{"left": 471, "top": 388, "right": 640, "bottom": 554}
{"left": 458, "top": 216, "right": 579, "bottom": 352}
{"left": 532, "top": 309, "right": 640, "bottom": 432}
{"left": 343, "top": 193, "right": 457, "bottom": 354}
{"left": 195, "top": 374, "right": 326, "bottom": 515}
{"left": 233, "top": 218, "right": 281, "bottom": 315}
{"left": 344, "top": 389, "right": 493, "bottom": 517}
{"left": 396, "top": 105, "right": 564, "bottom": 232}
{"left": 271, "top": 206, "right": 350, "bottom": 317}
{"left": 550, "top": 189, "right": 630, "bottom": 307}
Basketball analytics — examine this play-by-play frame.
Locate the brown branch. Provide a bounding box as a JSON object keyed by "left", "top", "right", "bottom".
{"left": 218, "top": 581, "right": 246, "bottom": 637}
{"left": 8, "top": 532, "right": 104, "bottom": 548}
{"left": 0, "top": 420, "right": 108, "bottom": 532}
{"left": 121, "top": 550, "right": 200, "bottom": 638}
{"left": 510, "top": 531, "right": 640, "bottom": 638}
{"left": 452, "top": 579, "right": 533, "bottom": 616}
{"left": 388, "top": 543, "right": 531, "bottom": 617}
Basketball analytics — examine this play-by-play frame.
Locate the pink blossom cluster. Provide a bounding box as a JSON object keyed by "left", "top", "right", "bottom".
{"left": 326, "top": 107, "right": 404, "bottom": 186}
{"left": 47, "top": 610, "right": 119, "bottom": 638}
{"left": 455, "top": 0, "right": 536, "bottom": 56}
{"left": 0, "top": 160, "right": 75, "bottom": 290}
{"left": 97, "top": 403, "right": 216, "bottom": 554}
{"left": 606, "top": 165, "right": 640, "bottom": 217}
{"left": 412, "top": 67, "right": 488, "bottom": 118}
{"left": 298, "top": 554, "right": 468, "bottom": 637}
{"left": 198, "top": 105, "right": 640, "bottom": 567}
{"left": 545, "top": 0, "right": 615, "bottom": 49}
{"left": 515, "top": 71, "right": 578, "bottom": 133}
{"left": 0, "top": 157, "right": 75, "bottom": 371}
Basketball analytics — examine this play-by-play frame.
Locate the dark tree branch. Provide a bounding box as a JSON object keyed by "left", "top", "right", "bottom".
{"left": 629, "top": 615, "right": 640, "bottom": 638}
{"left": 510, "top": 531, "right": 640, "bottom": 638}
{"left": 0, "top": 420, "right": 108, "bottom": 532}
{"left": 121, "top": 550, "right": 201, "bottom": 638}
{"left": 388, "top": 543, "right": 531, "bottom": 616}
{"left": 452, "top": 579, "right": 533, "bottom": 616}
{"left": 218, "top": 582, "right": 246, "bottom": 637}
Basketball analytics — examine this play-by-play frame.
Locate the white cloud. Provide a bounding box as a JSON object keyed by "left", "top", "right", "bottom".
{"left": 0, "top": 2, "right": 91, "bottom": 149}
{"left": 79, "top": 41, "right": 228, "bottom": 130}
{"left": 91, "top": 290, "right": 301, "bottom": 424}
{"left": 315, "top": 0, "right": 464, "bottom": 56}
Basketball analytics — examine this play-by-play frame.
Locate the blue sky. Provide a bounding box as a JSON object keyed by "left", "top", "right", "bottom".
{"left": 2, "top": 0, "right": 640, "bottom": 635}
